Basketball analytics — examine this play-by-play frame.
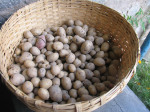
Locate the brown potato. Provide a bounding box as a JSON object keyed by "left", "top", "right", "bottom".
{"left": 95, "top": 37, "right": 104, "bottom": 46}
{"left": 30, "top": 47, "right": 40, "bottom": 56}
{"left": 108, "top": 64, "right": 117, "bottom": 76}
{"left": 81, "top": 40, "right": 94, "bottom": 54}
{"left": 8, "top": 64, "right": 21, "bottom": 76}
{"left": 22, "top": 81, "right": 33, "bottom": 94}
{"left": 85, "top": 63, "right": 95, "bottom": 71}
{"left": 61, "top": 77, "right": 72, "bottom": 90}
{"left": 51, "top": 65, "right": 61, "bottom": 76}
{"left": 101, "top": 42, "right": 109, "bottom": 51}
{"left": 83, "top": 79, "right": 92, "bottom": 88}
{"left": 94, "top": 83, "right": 106, "bottom": 92}
{"left": 69, "top": 89, "right": 77, "bottom": 98}
{"left": 46, "top": 70, "right": 55, "bottom": 79}
{"left": 38, "top": 88, "right": 49, "bottom": 100}
{"left": 27, "top": 67, "right": 37, "bottom": 78}
{"left": 88, "top": 85, "right": 97, "bottom": 95}
{"left": 73, "top": 80, "right": 83, "bottom": 89}
{"left": 23, "top": 31, "right": 34, "bottom": 38}
{"left": 40, "top": 78, "right": 52, "bottom": 89}
{"left": 10, "top": 73, "right": 25, "bottom": 86}
{"left": 19, "top": 52, "right": 33, "bottom": 64}
{"left": 84, "top": 69, "right": 94, "bottom": 79}
{"left": 67, "top": 98, "right": 76, "bottom": 103}
{"left": 78, "top": 87, "right": 89, "bottom": 96}
{"left": 74, "top": 26, "right": 86, "bottom": 37}
{"left": 94, "top": 58, "right": 105, "bottom": 66}
{"left": 80, "top": 95, "right": 93, "bottom": 101}
{"left": 76, "top": 68, "right": 86, "bottom": 81}
{"left": 31, "top": 77, "right": 40, "bottom": 87}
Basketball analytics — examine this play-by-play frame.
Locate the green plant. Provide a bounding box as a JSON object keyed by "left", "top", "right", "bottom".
{"left": 123, "top": 8, "right": 150, "bottom": 31}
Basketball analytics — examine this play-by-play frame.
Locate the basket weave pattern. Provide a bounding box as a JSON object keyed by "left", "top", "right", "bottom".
{"left": 0, "top": 0, "right": 139, "bottom": 112}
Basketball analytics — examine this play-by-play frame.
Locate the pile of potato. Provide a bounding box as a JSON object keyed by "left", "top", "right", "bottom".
{"left": 8, "top": 20, "right": 122, "bottom": 104}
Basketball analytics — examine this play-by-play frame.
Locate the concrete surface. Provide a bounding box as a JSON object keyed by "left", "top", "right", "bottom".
{"left": 11, "top": 86, "right": 149, "bottom": 112}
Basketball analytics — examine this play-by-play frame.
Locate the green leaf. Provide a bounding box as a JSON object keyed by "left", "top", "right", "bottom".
{"left": 140, "top": 20, "right": 145, "bottom": 32}
{"left": 123, "top": 14, "right": 126, "bottom": 18}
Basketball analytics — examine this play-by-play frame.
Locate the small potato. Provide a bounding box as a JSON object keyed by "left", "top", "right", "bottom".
{"left": 19, "top": 52, "right": 33, "bottom": 63}
{"left": 28, "top": 37, "right": 36, "bottom": 45}
{"left": 66, "top": 27, "right": 74, "bottom": 36}
{"left": 68, "top": 73, "right": 75, "bottom": 81}
{"left": 95, "top": 46, "right": 100, "bottom": 52}
{"left": 73, "top": 58, "right": 81, "bottom": 67}
{"left": 73, "top": 80, "right": 83, "bottom": 89}
{"left": 45, "top": 34, "right": 54, "bottom": 42}
{"left": 60, "top": 101, "right": 66, "bottom": 104}
{"left": 38, "top": 88, "right": 49, "bottom": 100}
{"left": 53, "top": 42, "right": 63, "bottom": 51}
{"left": 63, "top": 44, "right": 69, "bottom": 50}
{"left": 28, "top": 92, "right": 34, "bottom": 98}
{"left": 21, "top": 42, "right": 32, "bottom": 51}
{"left": 93, "top": 70, "right": 100, "bottom": 78}
{"left": 85, "top": 63, "right": 95, "bottom": 71}
{"left": 73, "top": 35, "right": 85, "bottom": 45}
{"left": 59, "top": 37, "right": 69, "bottom": 44}
{"left": 68, "top": 64, "right": 76, "bottom": 73}
{"left": 67, "top": 98, "right": 76, "bottom": 103}
{"left": 15, "top": 48, "right": 21, "bottom": 55}
{"left": 75, "top": 51, "right": 81, "bottom": 57}
{"left": 35, "top": 96, "right": 44, "bottom": 101}
{"left": 85, "top": 35, "right": 94, "bottom": 42}
{"left": 112, "top": 46, "right": 122, "bottom": 58}
{"left": 10, "top": 73, "right": 25, "bottom": 86}
{"left": 82, "top": 25, "right": 89, "bottom": 32}
{"left": 61, "top": 77, "right": 72, "bottom": 90}
{"left": 94, "top": 83, "right": 105, "bottom": 92}
{"left": 81, "top": 40, "right": 94, "bottom": 54}
{"left": 62, "top": 24, "right": 67, "bottom": 30}
{"left": 46, "top": 70, "right": 55, "bottom": 79}
{"left": 40, "top": 78, "right": 52, "bottom": 89}
{"left": 96, "top": 51, "right": 104, "bottom": 58}
{"left": 51, "top": 65, "right": 61, "bottom": 76}
{"left": 69, "top": 89, "right": 77, "bottom": 98}
{"left": 84, "top": 69, "right": 94, "bottom": 79}
{"left": 27, "top": 67, "right": 37, "bottom": 78}
{"left": 31, "top": 77, "right": 40, "bottom": 87}
{"left": 62, "top": 90, "right": 70, "bottom": 101}
{"left": 83, "top": 79, "right": 92, "bottom": 88}
{"left": 35, "top": 54, "right": 45, "bottom": 63}
{"left": 88, "top": 29, "right": 96, "bottom": 36}
{"left": 52, "top": 78, "right": 60, "bottom": 85}
{"left": 57, "top": 27, "right": 66, "bottom": 37}
{"left": 66, "top": 53, "right": 75, "bottom": 63}
{"left": 47, "top": 53, "right": 59, "bottom": 62}
{"left": 90, "top": 50, "right": 96, "bottom": 56}
{"left": 102, "top": 34, "right": 109, "bottom": 41}
{"left": 8, "top": 64, "right": 21, "bottom": 76}
{"left": 22, "top": 69, "right": 31, "bottom": 81}
{"left": 80, "top": 95, "right": 93, "bottom": 101}
{"left": 36, "top": 35, "right": 46, "bottom": 50}
{"left": 23, "top": 31, "right": 34, "bottom": 38}
{"left": 74, "top": 26, "right": 86, "bottom": 37}
{"left": 30, "top": 47, "right": 40, "bottom": 55}
{"left": 99, "top": 66, "right": 106, "bottom": 74}
{"left": 59, "top": 49, "right": 69, "bottom": 57}
{"left": 22, "top": 81, "right": 33, "bottom": 94}
{"left": 58, "top": 63, "right": 63, "bottom": 70}
{"left": 101, "top": 42, "right": 109, "bottom": 51}
{"left": 76, "top": 68, "right": 86, "bottom": 81}
{"left": 67, "top": 20, "right": 74, "bottom": 26}
{"left": 95, "top": 37, "right": 104, "bottom": 46}
{"left": 49, "top": 85, "right": 62, "bottom": 102}
{"left": 75, "top": 20, "right": 83, "bottom": 26}
{"left": 46, "top": 42, "right": 53, "bottom": 51}
{"left": 41, "top": 48, "right": 47, "bottom": 54}
{"left": 78, "top": 87, "right": 89, "bottom": 96}
{"left": 94, "top": 58, "right": 105, "bottom": 66}
{"left": 79, "top": 54, "right": 86, "bottom": 63}
{"left": 51, "top": 26, "right": 58, "bottom": 32}
{"left": 24, "top": 60, "right": 35, "bottom": 68}
{"left": 88, "top": 85, "right": 97, "bottom": 95}
{"left": 86, "top": 54, "right": 91, "bottom": 61}
{"left": 92, "top": 77, "right": 100, "bottom": 83}
{"left": 70, "top": 43, "right": 78, "bottom": 52}
{"left": 63, "top": 63, "right": 69, "bottom": 71}
{"left": 108, "top": 64, "right": 117, "bottom": 76}
{"left": 30, "top": 28, "right": 42, "bottom": 36}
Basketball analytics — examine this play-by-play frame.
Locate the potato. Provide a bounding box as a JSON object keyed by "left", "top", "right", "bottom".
{"left": 57, "top": 27, "right": 66, "bottom": 37}
{"left": 68, "top": 64, "right": 76, "bottom": 73}
{"left": 46, "top": 70, "right": 55, "bottom": 79}
{"left": 73, "top": 35, "right": 85, "bottom": 45}
{"left": 62, "top": 24, "right": 67, "bottom": 30}
{"left": 45, "top": 34, "right": 54, "bottom": 42}
{"left": 83, "top": 79, "right": 92, "bottom": 88}
{"left": 90, "top": 50, "right": 96, "bottom": 56}
{"left": 51, "top": 26, "right": 58, "bottom": 32}
{"left": 62, "top": 90, "right": 70, "bottom": 101}
{"left": 23, "top": 31, "right": 34, "bottom": 38}
{"left": 108, "top": 64, "right": 117, "bottom": 76}
{"left": 51, "top": 65, "right": 61, "bottom": 76}
{"left": 69, "top": 89, "right": 77, "bottom": 98}
{"left": 28, "top": 92, "right": 34, "bottom": 98}
{"left": 21, "top": 42, "right": 32, "bottom": 51}
{"left": 24, "top": 60, "right": 35, "bottom": 68}
{"left": 38, "top": 60, "right": 50, "bottom": 69}
{"left": 93, "top": 70, "right": 100, "bottom": 78}
{"left": 60, "top": 101, "right": 66, "bottom": 104}
{"left": 52, "top": 78, "right": 60, "bottom": 85}
{"left": 38, "top": 68, "right": 46, "bottom": 78}
{"left": 83, "top": 25, "right": 89, "bottom": 32}
{"left": 109, "top": 51, "right": 117, "bottom": 59}
{"left": 8, "top": 64, "right": 21, "bottom": 76}
{"left": 46, "top": 42, "right": 53, "bottom": 51}
{"left": 74, "top": 26, "right": 86, "bottom": 38}
{"left": 22, "top": 69, "right": 31, "bottom": 81}
{"left": 66, "top": 27, "right": 74, "bottom": 36}
{"left": 63, "top": 63, "right": 69, "bottom": 70}
{"left": 67, "top": 20, "right": 74, "bottom": 26}
{"left": 15, "top": 48, "right": 21, "bottom": 55}
{"left": 112, "top": 46, "right": 122, "bottom": 58}
{"left": 22, "top": 81, "right": 33, "bottom": 94}
{"left": 19, "top": 52, "right": 33, "bottom": 63}
{"left": 30, "top": 28, "right": 42, "bottom": 36}
{"left": 84, "top": 69, "right": 94, "bottom": 79}
{"left": 95, "top": 37, "right": 104, "bottom": 46}
{"left": 78, "top": 87, "right": 89, "bottom": 96}
{"left": 68, "top": 73, "right": 75, "bottom": 81}
{"left": 41, "top": 48, "right": 47, "bottom": 54}
{"left": 107, "top": 76, "right": 116, "bottom": 83}
{"left": 81, "top": 40, "right": 94, "bottom": 54}
{"left": 53, "top": 42, "right": 63, "bottom": 51}
{"left": 70, "top": 43, "right": 78, "bottom": 52}
{"left": 27, "top": 67, "right": 37, "bottom": 78}
{"left": 73, "top": 58, "right": 81, "bottom": 67}
{"left": 61, "top": 77, "right": 72, "bottom": 90}
{"left": 93, "top": 58, "right": 105, "bottom": 66}
{"left": 102, "top": 34, "right": 109, "bottom": 41}
{"left": 75, "top": 20, "right": 83, "bottom": 26}
{"left": 42, "top": 31, "right": 47, "bottom": 35}
{"left": 85, "top": 35, "right": 94, "bottom": 42}
{"left": 91, "top": 77, "right": 100, "bottom": 83}
{"left": 95, "top": 46, "right": 100, "bottom": 52}
{"left": 59, "top": 37, "right": 69, "bottom": 44}
{"left": 88, "top": 29, "right": 96, "bottom": 36}
{"left": 36, "top": 35, "right": 46, "bottom": 50}
{"left": 31, "top": 77, "right": 40, "bottom": 87}
{"left": 96, "top": 51, "right": 104, "bottom": 58}
{"left": 101, "top": 76, "right": 106, "bottom": 81}
{"left": 111, "top": 60, "right": 120, "bottom": 67}
{"left": 35, "top": 54, "right": 45, "bottom": 63}
{"left": 59, "top": 49, "right": 69, "bottom": 57}
{"left": 28, "top": 37, "right": 36, "bottom": 45}
{"left": 94, "top": 83, "right": 105, "bottom": 92}
{"left": 49, "top": 85, "right": 62, "bottom": 102}
{"left": 79, "top": 54, "right": 86, "bottom": 62}
{"left": 30, "top": 47, "right": 40, "bottom": 55}
{"left": 101, "top": 42, "right": 109, "bottom": 51}
{"left": 47, "top": 53, "right": 59, "bottom": 62}
{"left": 73, "top": 80, "right": 83, "bottom": 89}
{"left": 40, "top": 78, "right": 52, "bottom": 89}
{"left": 10, "top": 73, "right": 25, "bottom": 86}
{"left": 88, "top": 85, "right": 97, "bottom": 95}
{"left": 66, "top": 53, "right": 75, "bottom": 63}
{"left": 76, "top": 68, "right": 86, "bottom": 81}
{"left": 80, "top": 95, "right": 93, "bottom": 101}
{"left": 67, "top": 98, "right": 76, "bottom": 103}
{"left": 85, "top": 63, "right": 95, "bottom": 71}
{"left": 99, "top": 66, "right": 106, "bottom": 74}
{"left": 100, "top": 91, "right": 108, "bottom": 96}
{"left": 38, "top": 88, "right": 49, "bottom": 100}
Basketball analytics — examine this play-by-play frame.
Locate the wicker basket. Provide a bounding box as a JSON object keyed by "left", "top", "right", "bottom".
{"left": 0, "top": 0, "right": 140, "bottom": 112}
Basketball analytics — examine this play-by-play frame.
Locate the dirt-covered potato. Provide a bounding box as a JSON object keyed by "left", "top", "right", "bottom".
{"left": 40, "top": 78, "right": 52, "bottom": 89}
{"left": 30, "top": 47, "right": 40, "bottom": 56}
{"left": 27, "top": 67, "right": 37, "bottom": 78}
{"left": 66, "top": 27, "right": 74, "bottom": 36}
{"left": 73, "top": 80, "right": 83, "bottom": 89}
{"left": 92, "top": 77, "right": 100, "bottom": 83}
{"left": 21, "top": 42, "right": 32, "bottom": 51}
{"left": 67, "top": 98, "right": 76, "bottom": 103}
{"left": 73, "top": 58, "right": 81, "bottom": 67}
{"left": 38, "top": 88, "right": 49, "bottom": 100}
{"left": 10, "top": 73, "right": 25, "bottom": 86}
{"left": 23, "top": 31, "right": 34, "bottom": 39}
{"left": 74, "top": 26, "right": 86, "bottom": 37}
{"left": 83, "top": 79, "right": 92, "bottom": 88}
{"left": 108, "top": 64, "right": 117, "bottom": 76}
{"left": 24, "top": 60, "right": 35, "bottom": 68}
{"left": 76, "top": 68, "right": 86, "bottom": 81}
{"left": 112, "top": 46, "right": 122, "bottom": 57}
{"left": 96, "top": 51, "right": 104, "bottom": 58}
{"left": 68, "top": 64, "right": 76, "bottom": 72}
{"left": 81, "top": 40, "right": 94, "bottom": 54}
{"left": 94, "top": 57, "right": 105, "bottom": 66}
{"left": 69, "top": 89, "right": 77, "bottom": 98}
{"left": 52, "top": 78, "right": 60, "bottom": 85}
{"left": 49, "top": 85, "right": 62, "bottom": 102}
{"left": 93, "top": 70, "right": 100, "bottom": 78}
{"left": 85, "top": 63, "right": 95, "bottom": 71}
{"left": 47, "top": 53, "right": 59, "bottom": 62}
{"left": 53, "top": 42, "right": 63, "bottom": 51}
{"left": 57, "top": 27, "right": 66, "bottom": 37}
{"left": 38, "top": 68, "right": 46, "bottom": 78}
{"left": 30, "top": 28, "right": 42, "bottom": 36}
{"left": 84, "top": 69, "right": 94, "bottom": 80}
{"left": 67, "top": 20, "right": 74, "bottom": 26}
{"left": 95, "top": 37, "right": 104, "bottom": 46}
{"left": 80, "top": 95, "right": 93, "bottom": 101}
{"left": 78, "top": 87, "right": 89, "bottom": 96}
{"left": 19, "top": 52, "right": 33, "bottom": 64}
{"left": 8, "top": 64, "right": 21, "bottom": 76}
{"left": 15, "top": 48, "right": 21, "bottom": 55}
{"left": 94, "top": 83, "right": 106, "bottom": 92}
{"left": 75, "top": 20, "right": 83, "bottom": 26}
{"left": 88, "top": 85, "right": 97, "bottom": 95}
{"left": 70, "top": 43, "right": 78, "bottom": 52}
{"left": 73, "top": 35, "right": 85, "bottom": 45}
{"left": 45, "top": 34, "right": 54, "bottom": 42}
{"left": 22, "top": 81, "right": 33, "bottom": 94}
{"left": 51, "top": 65, "right": 61, "bottom": 76}
{"left": 31, "top": 77, "right": 40, "bottom": 87}
{"left": 61, "top": 77, "right": 72, "bottom": 90}
{"left": 66, "top": 53, "right": 75, "bottom": 63}
{"left": 101, "top": 42, "right": 109, "bottom": 51}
